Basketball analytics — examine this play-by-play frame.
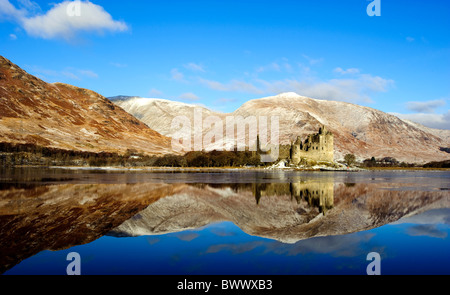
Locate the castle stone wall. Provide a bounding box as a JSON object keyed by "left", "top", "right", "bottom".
{"left": 290, "top": 126, "right": 334, "bottom": 164}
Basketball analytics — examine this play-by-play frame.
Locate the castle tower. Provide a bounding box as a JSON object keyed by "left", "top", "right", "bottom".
{"left": 290, "top": 125, "right": 334, "bottom": 165}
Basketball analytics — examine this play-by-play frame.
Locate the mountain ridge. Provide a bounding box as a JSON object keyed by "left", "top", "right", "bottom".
{"left": 0, "top": 56, "right": 175, "bottom": 156}
{"left": 113, "top": 93, "right": 450, "bottom": 163}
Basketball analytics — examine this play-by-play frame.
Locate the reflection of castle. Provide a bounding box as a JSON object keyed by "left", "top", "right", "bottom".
{"left": 252, "top": 180, "right": 334, "bottom": 215}
{"left": 290, "top": 126, "right": 334, "bottom": 164}
{"left": 290, "top": 181, "right": 334, "bottom": 215}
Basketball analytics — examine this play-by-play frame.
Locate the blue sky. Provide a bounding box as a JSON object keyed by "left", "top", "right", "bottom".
{"left": 0, "top": 0, "right": 449, "bottom": 129}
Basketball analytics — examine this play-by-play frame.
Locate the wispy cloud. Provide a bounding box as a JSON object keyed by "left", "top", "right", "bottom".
{"left": 396, "top": 99, "right": 449, "bottom": 129}
{"left": 196, "top": 71, "right": 393, "bottom": 103}
{"left": 406, "top": 99, "right": 446, "bottom": 113}
{"left": 178, "top": 92, "right": 200, "bottom": 102}
{"left": 302, "top": 54, "right": 324, "bottom": 65}
{"left": 0, "top": 0, "right": 26, "bottom": 20}
{"left": 0, "top": 0, "right": 128, "bottom": 41}
{"left": 28, "top": 65, "right": 98, "bottom": 81}
{"left": 170, "top": 68, "right": 185, "bottom": 82}
{"left": 256, "top": 62, "right": 281, "bottom": 73}
{"left": 78, "top": 69, "right": 98, "bottom": 78}
{"left": 184, "top": 62, "right": 205, "bottom": 72}
{"left": 149, "top": 88, "right": 163, "bottom": 97}
{"left": 334, "top": 67, "right": 360, "bottom": 75}
{"left": 15, "top": 0, "right": 41, "bottom": 13}
{"left": 392, "top": 110, "right": 450, "bottom": 130}
{"left": 198, "top": 77, "right": 263, "bottom": 94}
{"left": 110, "top": 62, "right": 127, "bottom": 68}
{"left": 256, "top": 75, "right": 393, "bottom": 103}
{"left": 170, "top": 57, "right": 393, "bottom": 104}
{"left": 406, "top": 225, "right": 448, "bottom": 239}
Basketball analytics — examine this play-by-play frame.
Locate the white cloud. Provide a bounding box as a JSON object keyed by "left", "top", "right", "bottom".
{"left": 28, "top": 65, "right": 98, "bottom": 81}
{"left": 406, "top": 99, "right": 446, "bottom": 113}
{"left": 110, "top": 62, "right": 127, "bottom": 68}
{"left": 302, "top": 54, "right": 324, "bottom": 65}
{"left": 9, "top": 33, "right": 17, "bottom": 40}
{"left": 1, "top": 0, "right": 128, "bottom": 41}
{"left": 170, "top": 68, "right": 185, "bottom": 81}
{"left": 78, "top": 69, "right": 98, "bottom": 78}
{"left": 184, "top": 62, "right": 205, "bottom": 72}
{"left": 283, "top": 62, "right": 293, "bottom": 72}
{"left": 196, "top": 70, "right": 393, "bottom": 103}
{"left": 179, "top": 92, "right": 200, "bottom": 102}
{"left": 256, "top": 72, "right": 393, "bottom": 103}
{"left": 256, "top": 62, "right": 281, "bottom": 73}
{"left": 0, "top": 0, "right": 26, "bottom": 20}
{"left": 259, "top": 79, "right": 369, "bottom": 102}
{"left": 334, "top": 67, "right": 360, "bottom": 75}
{"left": 196, "top": 73, "right": 393, "bottom": 103}
{"left": 398, "top": 99, "right": 449, "bottom": 129}
{"left": 17, "top": 0, "right": 40, "bottom": 13}
{"left": 61, "top": 70, "right": 80, "bottom": 80}
{"left": 392, "top": 111, "right": 450, "bottom": 130}
{"left": 406, "top": 36, "right": 415, "bottom": 42}
{"left": 149, "top": 88, "right": 163, "bottom": 97}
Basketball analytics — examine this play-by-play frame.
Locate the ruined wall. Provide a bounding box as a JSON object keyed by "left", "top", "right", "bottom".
{"left": 290, "top": 126, "right": 334, "bottom": 164}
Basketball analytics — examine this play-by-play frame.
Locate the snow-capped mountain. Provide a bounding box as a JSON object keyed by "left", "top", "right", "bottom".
{"left": 113, "top": 92, "right": 450, "bottom": 163}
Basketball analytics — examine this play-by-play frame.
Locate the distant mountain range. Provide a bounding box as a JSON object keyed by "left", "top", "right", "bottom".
{"left": 112, "top": 93, "right": 450, "bottom": 163}
{"left": 0, "top": 56, "right": 174, "bottom": 156}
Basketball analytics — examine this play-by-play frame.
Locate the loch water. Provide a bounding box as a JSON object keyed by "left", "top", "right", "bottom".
{"left": 1, "top": 167, "right": 449, "bottom": 275}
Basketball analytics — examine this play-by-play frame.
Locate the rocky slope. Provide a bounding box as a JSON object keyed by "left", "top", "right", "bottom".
{"left": 0, "top": 56, "right": 175, "bottom": 156}
{"left": 114, "top": 93, "right": 450, "bottom": 163}
{"left": 111, "top": 96, "right": 219, "bottom": 138}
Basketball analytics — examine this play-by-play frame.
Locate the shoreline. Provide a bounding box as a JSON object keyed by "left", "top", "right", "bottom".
{"left": 5, "top": 165, "right": 450, "bottom": 172}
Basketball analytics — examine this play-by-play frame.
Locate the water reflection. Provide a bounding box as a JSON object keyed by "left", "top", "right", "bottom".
{"left": 0, "top": 169, "right": 449, "bottom": 274}
{"left": 0, "top": 182, "right": 185, "bottom": 273}
{"left": 110, "top": 181, "right": 448, "bottom": 244}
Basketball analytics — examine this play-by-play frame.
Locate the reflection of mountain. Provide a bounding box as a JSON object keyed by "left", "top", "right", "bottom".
{"left": 1, "top": 179, "right": 448, "bottom": 274}
{"left": 0, "top": 183, "right": 185, "bottom": 274}
{"left": 111, "top": 181, "right": 449, "bottom": 244}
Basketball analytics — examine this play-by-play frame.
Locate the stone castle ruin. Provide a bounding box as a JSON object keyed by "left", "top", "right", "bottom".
{"left": 289, "top": 126, "right": 334, "bottom": 165}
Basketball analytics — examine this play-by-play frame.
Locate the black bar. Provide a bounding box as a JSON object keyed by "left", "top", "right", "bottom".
{"left": 1, "top": 275, "right": 448, "bottom": 293}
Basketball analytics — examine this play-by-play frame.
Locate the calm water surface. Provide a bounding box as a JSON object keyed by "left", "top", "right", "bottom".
{"left": 1, "top": 168, "right": 449, "bottom": 275}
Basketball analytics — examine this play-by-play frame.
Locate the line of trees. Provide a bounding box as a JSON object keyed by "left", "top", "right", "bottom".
{"left": 154, "top": 150, "right": 262, "bottom": 168}
{"left": 2, "top": 142, "right": 448, "bottom": 169}
{"left": 0, "top": 142, "right": 264, "bottom": 168}
{"left": 423, "top": 160, "right": 450, "bottom": 168}
{"left": 343, "top": 154, "right": 425, "bottom": 168}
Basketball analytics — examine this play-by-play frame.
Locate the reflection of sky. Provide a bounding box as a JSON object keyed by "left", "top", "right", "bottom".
{"left": 5, "top": 209, "right": 450, "bottom": 275}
